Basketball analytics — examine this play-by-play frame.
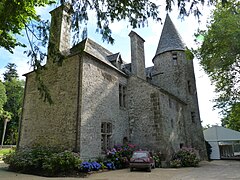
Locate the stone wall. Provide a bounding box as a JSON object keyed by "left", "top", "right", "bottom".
{"left": 151, "top": 50, "right": 207, "bottom": 159}
{"left": 80, "top": 53, "right": 129, "bottom": 160}
{"left": 127, "top": 76, "right": 188, "bottom": 159}
{"left": 19, "top": 55, "right": 79, "bottom": 150}
{"left": 152, "top": 51, "right": 188, "bottom": 102}
{"left": 185, "top": 59, "right": 207, "bottom": 159}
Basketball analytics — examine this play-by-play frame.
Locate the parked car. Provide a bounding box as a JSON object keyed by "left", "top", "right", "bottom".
{"left": 129, "top": 150, "right": 155, "bottom": 172}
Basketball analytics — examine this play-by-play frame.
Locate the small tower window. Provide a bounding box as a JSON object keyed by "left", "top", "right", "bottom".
{"left": 187, "top": 80, "right": 193, "bottom": 94}
{"left": 171, "top": 119, "right": 174, "bottom": 128}
{"left": 172, "top": 52, "right": 178, "bottom": 65}
{"left": 169, "top": 98, "right": 172, "bottom": 108}
{"left": 191, "top": 112, "right": 196, "bottom": 123}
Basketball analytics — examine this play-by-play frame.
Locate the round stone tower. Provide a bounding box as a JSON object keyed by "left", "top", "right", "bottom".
{"left": 151, "top": 14, "right": 188, "bottom": 101}
{"left": 151, "top": 14, "right": 207, "bottom": 159}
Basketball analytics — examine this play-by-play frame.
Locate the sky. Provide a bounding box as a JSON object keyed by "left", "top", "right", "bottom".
{"left": 0, "top": 2, "right": 222, "bottom": 126}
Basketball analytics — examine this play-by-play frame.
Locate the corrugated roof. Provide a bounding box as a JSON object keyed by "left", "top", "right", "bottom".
{"left": 155, "top": 14, "right": 185, "bottom": 56}
{"left": 204, "top": 126, "right": 240, "bottom": 141}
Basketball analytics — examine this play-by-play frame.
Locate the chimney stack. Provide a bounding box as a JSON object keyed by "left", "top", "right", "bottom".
{"left": 129, "top": 31, "right": 146, "bottom": 79}
{"left": 47, "top": 3, "right": 72, "bottom": 63}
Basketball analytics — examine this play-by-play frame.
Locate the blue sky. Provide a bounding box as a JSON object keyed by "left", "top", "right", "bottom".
{"left": 0, "top": 2, "right": 221, "bottom": 126}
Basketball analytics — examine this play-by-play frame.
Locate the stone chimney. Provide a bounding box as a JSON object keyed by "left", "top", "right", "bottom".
{"left": 129, "top": 31, "right": 146, "bottom": 79}
{"left": 47, "top": 3, "right": 72, "bottom": 63}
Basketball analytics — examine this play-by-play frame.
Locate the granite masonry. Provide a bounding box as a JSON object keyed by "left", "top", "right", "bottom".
{"left": 18, "top": 4, "right": 207, "bottom": 160}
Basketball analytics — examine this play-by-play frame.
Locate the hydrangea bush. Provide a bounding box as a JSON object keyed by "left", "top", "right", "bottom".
{"left": 3, "top": 147, "right": 81, "bottom": 175}
{"left": 170, "top": 147, "right": 200, "bottom": 168}
{"left": 79, "top": 161, "right": 102, "bottom": 172}
{"left": 106, "top": 144, "right": 137, "bottom": 169}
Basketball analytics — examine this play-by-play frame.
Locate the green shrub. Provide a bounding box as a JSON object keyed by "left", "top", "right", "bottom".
{"left": 170, "top": 159, "right": 182, "bottom": 168}
{"left": 3, "top": 147, "right": 81, "bottom": 176}
{"left": 152, "top": 152, "right": 163, "bottom": 168}
{"left": 42, "top": 151, "right": 81, "bottom": 174}
{"left": 170, "top": 147, "right": 200, "bottom": 167}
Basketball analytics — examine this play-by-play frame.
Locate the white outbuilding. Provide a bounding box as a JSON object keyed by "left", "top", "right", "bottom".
{"left": 203, "top": 126, "right": 240, "bottom": 159}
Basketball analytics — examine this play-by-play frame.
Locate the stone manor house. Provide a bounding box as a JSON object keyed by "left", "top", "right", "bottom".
{"left": 18, "top": 4, "right": 207, "bottom": 160}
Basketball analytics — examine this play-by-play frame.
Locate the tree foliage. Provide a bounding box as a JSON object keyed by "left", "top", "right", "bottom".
{"left": 195, "top": 1, "right": 240, "bottom": 130}
{"left": 0, "top": 0, "right": 224, "bottom": 104}
{"left": 221, "top": 103, "right": 240, "bottom": 131}
{"left": 0, "top": 0, "right": 218, "bottom": 54}
{"left": 3, "top": 63, "right": 19, "bottom": 82}
{"left": 0, "top": 81, "right": 7, "bottom": 110}
{"left": 0, "top": 0, "right": 56, "bottom": 53}
{"left": 3, "top": 64, "right": 24, "bottom": 144}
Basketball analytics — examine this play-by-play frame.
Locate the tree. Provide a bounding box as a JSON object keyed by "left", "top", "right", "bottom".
{"left": 0, "top": 0, "right": 224, "bottom": 103}
{"left": 0, "top": 81, "right": 7, "bottom": 148}
{"left": 2, "top": 63, "right": 18, "bottom": 82}
{"left": 221, "top": 103, "right": 240, "bottom": 131}
{"left": 0, "top": 0, "right": 56, "bottom": 53}
{"left": 0, "top": 81, "right": 7, "bottom": 109}
{"left": 0, "top": 111, "right": 12, "bottom": 148}
{"left": 1, "top": 0, "right": 217, "bottom": 53}
{"left": 195, "top": 1, "right": 240, "bottom": 130}
{"left": 2, "top": 63, "right": 24, "bottom": 145}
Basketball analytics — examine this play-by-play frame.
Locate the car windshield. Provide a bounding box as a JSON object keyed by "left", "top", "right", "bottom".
{"left": 132, "top": 152, "right": 148, "bottom": 158}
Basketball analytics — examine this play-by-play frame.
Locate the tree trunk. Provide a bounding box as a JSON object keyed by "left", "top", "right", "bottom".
{"left": 1, "top": 119, "right": 8, "bottom": 149}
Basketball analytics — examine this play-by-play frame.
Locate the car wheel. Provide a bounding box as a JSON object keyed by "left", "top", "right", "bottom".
{"left": 147, "top": 167, "right": 151, "bottom": 172}
{"left": 130, "top": 167, "right": 133, "bottom": 172}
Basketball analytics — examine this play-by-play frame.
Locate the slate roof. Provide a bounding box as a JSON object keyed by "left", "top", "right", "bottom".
{"left": 107, "top": 53, "right": 122, "bottom": 63}
{"left": 155, "top": 14, "right": 185, "bottom": 56}
{"left": 70, "top": 38, "right": 127, "bottom": 75}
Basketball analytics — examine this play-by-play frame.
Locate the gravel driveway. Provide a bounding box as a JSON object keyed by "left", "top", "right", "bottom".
{"left": 1, "top": 160, "right": 240, "bottom": 180}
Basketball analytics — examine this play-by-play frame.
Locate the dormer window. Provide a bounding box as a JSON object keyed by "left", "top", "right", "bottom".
{"left": 107, "top": 53, "right": 123, "bottom": 70}
{"left": 172, "top": 52, "right": 178, "bottom": 65}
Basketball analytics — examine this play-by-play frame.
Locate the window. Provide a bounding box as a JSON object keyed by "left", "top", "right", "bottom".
{"left": 187, "top": 80, "right": 192, "bottom": 94}
{"left": 171, "top": 119, "right": 174, "bottom": 128}
{"left": 172, "top": 52, "right": 178, "bottom": 65}
{"left": 169, "top": 98, "right": 172, "bottom": 108}
{"left": 123, "top": 137, "right": 128, "bottom": 145}
{"left": 101, "top": 122, "right": 112, "bottom": 152}
{"left": 119, "top": 84, "right": 126, "bottom": 108}
{"left": 191, "top": 112, "right": 196, "bottom": 123}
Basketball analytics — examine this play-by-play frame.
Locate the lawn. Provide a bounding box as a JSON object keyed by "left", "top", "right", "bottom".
{"left": 0, "top": 148, "right": 14, "bottom": 160}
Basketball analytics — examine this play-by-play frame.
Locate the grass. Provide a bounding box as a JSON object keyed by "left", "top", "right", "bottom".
{"left": 0, "top": 148, "right": 15, "bottom": 160}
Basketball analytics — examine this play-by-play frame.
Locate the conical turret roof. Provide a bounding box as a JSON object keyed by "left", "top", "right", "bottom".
{"left": 155, "top": 14, "right": 185, "bottom": 56}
